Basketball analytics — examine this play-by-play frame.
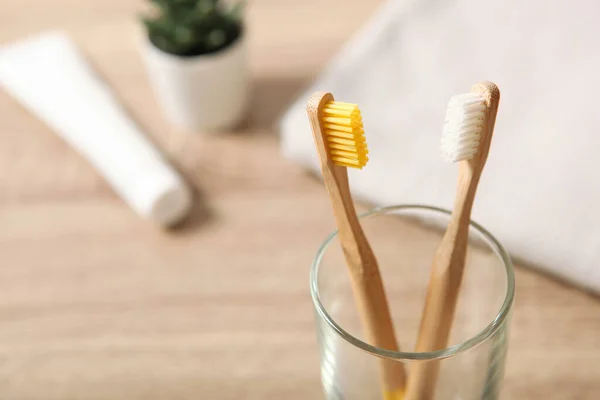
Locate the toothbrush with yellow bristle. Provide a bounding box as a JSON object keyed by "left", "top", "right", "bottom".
{"left": 307, "top": 91, "right": 407, "bottom": 400}
{"left": 405, "top": 81, "right": 500, "bottom": 400}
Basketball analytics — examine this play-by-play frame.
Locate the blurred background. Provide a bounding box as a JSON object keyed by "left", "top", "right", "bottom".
{"left": 1, "top": 0, "right": 599, "bottom": 399}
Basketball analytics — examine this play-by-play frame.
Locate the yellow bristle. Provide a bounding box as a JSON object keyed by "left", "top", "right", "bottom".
{"left": 324, "top": 123, "right": 360, "bottom": 133}
{"left": 323, "top": 116, "right": 354, "bottom": 125}
{"left": 331, "top": 149, "right": 361, "bottom": 158}
{"left": 321, "top": 101, "right": 369, "bottom": 169}
{"left": 324, "top": 130, "right": 354, "bottom": 139}
{"left": 327, "top": 136, "right": 365, "bottom": 146}
{"left": 326, "top": 101, "right": 357, "bottom": 109}
{"left": 333, "top": 157, "right": 360, "bottom": 166}
{"left": 329, "top": 143, "right": 368, "bottom": 154}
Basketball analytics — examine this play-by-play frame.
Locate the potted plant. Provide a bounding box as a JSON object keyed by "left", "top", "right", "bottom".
{"left": 140, "top": 0, "right": 248, "bottom": 132}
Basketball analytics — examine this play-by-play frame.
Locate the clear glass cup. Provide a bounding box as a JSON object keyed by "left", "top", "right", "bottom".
{"left": 310, "top": 205, "right": 515, "bottom": 400}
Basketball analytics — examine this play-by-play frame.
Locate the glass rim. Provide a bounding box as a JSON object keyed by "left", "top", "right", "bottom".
{"left": 309, "top": 204, "right": 515, "bottom": 361}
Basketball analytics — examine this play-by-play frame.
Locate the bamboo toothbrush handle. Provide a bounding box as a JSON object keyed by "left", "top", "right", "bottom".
{"left": 404, "top": 170, "right": 476, "bottom": 400}
{"left": 308, "top": 91, "right": 407, "bottom": 398}
{"left": 405, "top": 82, "right": 500, "bottom": 400}
{"left": 324, "top": 164, "right": 407, "bottom": 397}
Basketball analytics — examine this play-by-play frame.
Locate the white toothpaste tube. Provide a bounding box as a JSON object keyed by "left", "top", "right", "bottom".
{"left": 0, "top": 31, "right": 192, "bottom": 226}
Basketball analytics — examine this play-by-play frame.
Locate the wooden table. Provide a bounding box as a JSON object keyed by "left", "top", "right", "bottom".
{"left": 1, "top": 1, "right": 599, "bottom": 399}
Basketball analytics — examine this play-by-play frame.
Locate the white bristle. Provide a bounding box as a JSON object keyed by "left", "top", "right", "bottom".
{"left": 441, "top": 92, "right": 486, "bottom": 163}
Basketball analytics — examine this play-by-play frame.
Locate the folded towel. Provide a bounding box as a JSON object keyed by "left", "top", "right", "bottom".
{"left": 279, "top": 0, "right": 600, "bottom": 294}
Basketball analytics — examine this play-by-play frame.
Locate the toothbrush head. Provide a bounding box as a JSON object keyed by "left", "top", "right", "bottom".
{"left": 440, "top": 92, "right": 487, "bottom": 163}
{"left": 321, "top": 101, "right": 369, "bottom": 169}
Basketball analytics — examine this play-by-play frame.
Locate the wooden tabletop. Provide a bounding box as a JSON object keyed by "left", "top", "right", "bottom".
{"left": 1, "top": 1, "right": 599, "bottom": 399}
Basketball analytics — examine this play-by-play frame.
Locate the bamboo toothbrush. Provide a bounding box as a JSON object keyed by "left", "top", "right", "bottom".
{"left": 307, "top": 91, "right": 407, "bottom": 400}
{"left": 405, "top": 81, "right": 500, "bottom": 400}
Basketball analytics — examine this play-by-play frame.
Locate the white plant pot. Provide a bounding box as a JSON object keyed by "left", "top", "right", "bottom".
{"left": 141, "top": 34, "right": 249, "bottom": 132}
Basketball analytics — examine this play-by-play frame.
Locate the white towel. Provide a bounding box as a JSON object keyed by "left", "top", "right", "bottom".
{"left": 279, "top": 0, "right": 600, "bottom": 293}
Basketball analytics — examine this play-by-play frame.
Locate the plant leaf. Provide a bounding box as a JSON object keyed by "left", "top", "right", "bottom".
{"left": 142, "top": 0, "right": 243, "bottom": 56}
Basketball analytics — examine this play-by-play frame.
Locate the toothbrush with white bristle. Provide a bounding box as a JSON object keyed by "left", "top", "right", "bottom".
{"left": 405, "top": 81, "right": 500, "bottom": 400}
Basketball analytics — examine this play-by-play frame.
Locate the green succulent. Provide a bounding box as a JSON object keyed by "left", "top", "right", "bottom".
{"left": 142, "top": 0, "right": 244, "bottom": 57}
